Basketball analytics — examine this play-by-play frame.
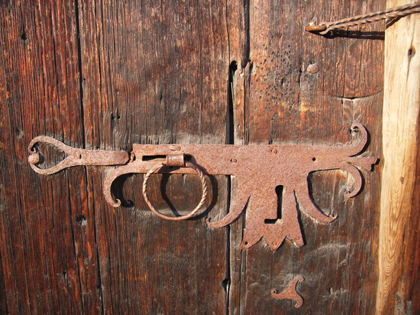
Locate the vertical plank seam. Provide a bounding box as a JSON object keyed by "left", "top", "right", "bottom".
{"left": 74, "top": 0, "right": 105, "bottom": 314}
{"left": 225, "top": 3, "right": 233, "bottom": 313}
{"left": 243, "top": 0, "right": 250, "bottom": 146}
{"left": 239, "top": 2, "right": 250, "bottom": 314}
{"left": 74, "top": 0, "right": 86, "bottom": 149}
{"left": 225, "top": 0, "right": 233, "bottom": 146}
{"left": 225, "top": 177, "right": 232, "bottom": 315}
{"left": 73, "top": 1, "right": 91, "bottom": 314}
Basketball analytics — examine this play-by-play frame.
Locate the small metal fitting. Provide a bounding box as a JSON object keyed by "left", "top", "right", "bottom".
{"left": 165, "top": 154, "right": 185, "bottom": 167}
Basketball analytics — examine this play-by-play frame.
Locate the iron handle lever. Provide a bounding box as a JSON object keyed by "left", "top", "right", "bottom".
{"left": 28, "top": 135, "right": 130, "bottom": 175}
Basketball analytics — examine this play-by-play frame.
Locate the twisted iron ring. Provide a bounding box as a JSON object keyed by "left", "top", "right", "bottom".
{"left": 142, "top": 161, "right": 208, "bottom": 221}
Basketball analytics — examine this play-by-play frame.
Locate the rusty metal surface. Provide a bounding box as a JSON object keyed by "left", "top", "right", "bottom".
{"left": 28, "top": 135, "right": 129, "bottom": 175}
{"left": 165, "top": 153, "right": 185, "bottom": 167}
{"left": 28, "top": 123, "right": 377, "bottom": 252}
{"left": 306, "top": 2, "right": 420, "bottom": 35}
{"left": 272, "top": 275, "right": 305, "bottom": 308}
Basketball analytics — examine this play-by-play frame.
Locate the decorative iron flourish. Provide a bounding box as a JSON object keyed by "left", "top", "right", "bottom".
{"left": 272, "top": 275, "right": 305, "bottom": 308}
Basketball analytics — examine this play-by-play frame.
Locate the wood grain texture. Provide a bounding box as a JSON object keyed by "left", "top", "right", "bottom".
{"left": 76, "top": 1, "right": 238, "bottom": 314}
{"left": 0, "top": 1, "right": 240, "bottom": 314}
{"left": 377, "top": 1, "right": 420, "bottom": 313}
{"left": 0, "top": 1, "right": 91, "bottom": 314}
{"left": 228, "top": 0, "right": 384, "bottom": 314}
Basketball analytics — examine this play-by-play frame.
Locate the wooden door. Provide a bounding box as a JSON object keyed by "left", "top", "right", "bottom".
{"left": 1, "top": 1, "right": 418, "bottom": 314}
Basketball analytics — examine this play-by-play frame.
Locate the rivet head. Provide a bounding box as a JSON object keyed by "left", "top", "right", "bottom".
{"left": 271, "top": 148, "right": 278, "bottom": 154}
{"left": 307, "top": 63, "right": 319, "bottom": 74}
{"left": 230, "top": 158, "right": 237, "bottom": 163}
{"left": 28, "top": 153, "right": 40, "bottom": 164}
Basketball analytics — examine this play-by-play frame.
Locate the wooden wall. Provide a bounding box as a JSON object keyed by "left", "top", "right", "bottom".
{"left": 0, "top": 1, "right": 418, "bottom": 314}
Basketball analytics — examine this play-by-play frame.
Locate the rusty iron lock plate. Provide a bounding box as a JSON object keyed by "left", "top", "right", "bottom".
{"left": 28, "top": 123, "right": 377, "bottom": 251}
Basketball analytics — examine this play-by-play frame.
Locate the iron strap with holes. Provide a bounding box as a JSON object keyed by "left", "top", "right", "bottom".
{"left": 28, "top": 123, "right": 377, "bottom": 252}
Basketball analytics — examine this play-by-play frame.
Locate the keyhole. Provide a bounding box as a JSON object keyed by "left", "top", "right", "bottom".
{"left": 264, "top": 185, "right": 283, "bottom": 224}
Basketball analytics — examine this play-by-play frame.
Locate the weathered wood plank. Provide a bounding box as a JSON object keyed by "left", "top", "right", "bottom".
{"left": 377, "top": 1, "right": 420, "bottom": 313}
{"left": 229, "top": 0, "right": 384, "bottom": 314}
{"left": 77, "top": 1, "right": 241, "bottom": 313}
{"left": 0, "top": 1, "right": 99, "bottom": 314}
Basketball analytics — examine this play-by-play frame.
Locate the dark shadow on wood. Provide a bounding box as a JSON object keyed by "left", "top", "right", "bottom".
{"left": 323, "top": 30, "right": 384, "bottom": 40}
{"left": 192, "top": 175, "right": 219, "bottom": 221}
{"left": 34, "top": 142, "right": 66, "bottom": 170}
{"left": 159, "top": 173, "right": 217, "bottom": 221}
{"left": 294, "top": 191, "right": 307, "bottom": 246}
{"left": 386, "top": 16, "right": 402, "bottom": 29}
{"left": 160, "top": 173, "right": 180, "bottom": 216}
{"left": 307, "top": 172, "right": 333, "bottom": 217}
{"left": 111, "top": 173, "right": 134, "bottom": 208}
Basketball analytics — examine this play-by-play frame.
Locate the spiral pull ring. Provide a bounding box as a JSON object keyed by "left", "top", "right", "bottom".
{"left": 142, "top": 160, "right": 208, "bottom": 221}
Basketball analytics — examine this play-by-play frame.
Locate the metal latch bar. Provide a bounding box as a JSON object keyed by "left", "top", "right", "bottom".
{"left": 28, "top": 123, "right": 377, "bottom": 252}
